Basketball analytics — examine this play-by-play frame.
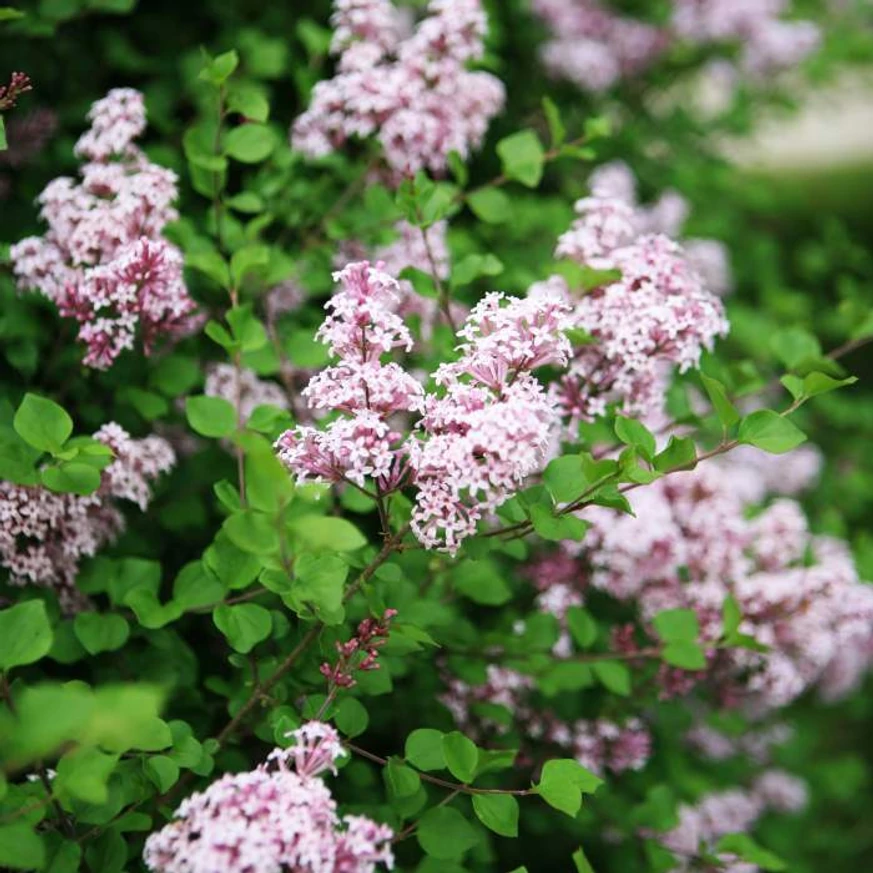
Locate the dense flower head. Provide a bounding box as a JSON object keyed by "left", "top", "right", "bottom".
{"left": 409, "top": 289, "right": 571, "bottom": 552}
{"left": 10, "top": 88, "right": 197, "bottom": 368}
{"left": 672, "top": 0, "right": 821, "bottom": 76}
{"left": 531, "top": 0, "right": 668, "bottom": 92}
{"left": 533, "top": 0, "right": 819, "bottom": 93}
{"left": 579, "top": 456, "right": 873, "bottom": 711}
{"left": 549, "top": 163, "right": 729, "bottom": 423}
{"left": 144, "top": 721, "right": 393, "bottom": 873}
{"left": 292, "top": 0, "right": 505, "bottom": 177}
{"left": 658, "top": 774, "right": 806, "bottom": 872}
{"left": 0, "top": 424, "right": 174, "bottom": 612}
{"left": 276, "top": 261, "right": 420, "bottom": 490}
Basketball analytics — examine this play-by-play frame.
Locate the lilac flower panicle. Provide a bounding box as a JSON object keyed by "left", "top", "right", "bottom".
{"left": 144, "top": 721, "right": 393, "bottom": 873}
{"left": 276, "top": 262, "right": 421, "bottom": 490}
{"left": 533, "top": 0, "right": 819, "bottom": 93}
{"left": 549, "top": 161, "right": 730, "bottom": 424}
{"left": 0, "top": 424, "right": 174, "bottom": 611}
{"left": 292, "top": 0, "right": 505, "bottom": 177}
{"left": 409, "top": 289, "right": 572, "bottom": 552}
{"left": 10, "top": 88, "right": 198, "bottom": 369}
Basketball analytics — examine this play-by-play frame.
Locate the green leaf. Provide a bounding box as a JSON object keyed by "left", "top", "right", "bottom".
{"left": 13, "top": 393, "right": 73, "bottom": 454}
{"left": 542, "top": 96, "right": 565, "bottom": 147}
{"left": 700, "top": 373, "right": 740, "bottom": 427}
{"left": 0, "top": 600, "right": 53, "bottom": 670}
{"left": 537, "top": 759, "right": 603, "bottom": 818}
{"left": 497, "top": 129, "right": 546, "bottom": 188}
{"left": 227, "top": 86, "right": 270, "bottom": 122}
{"left": 529, "top": 505, "right": 589, "bottom": 541}
{"left": 225, "top": 123, "right": 277, "bottom": 163}
{"left": 0, "top": 8, "right": 26, "bottom": 22}
{"left": 290, "top": 552, "right": 348, "bottom": 623}
{"left": 770, "top": 327, "right": 821, "bottom": 371}
{"left": 573, "top": 847, "right": 596, "bottom": 873}
{"left": 417, "top": 807, "right": 479, "bottom": 860}
{"left": 385, "top": 758, "right": 421, "bottom": 798}
{"left": 566, "top": 607, "right": 597, "bottom": 648}
{"left": 662, "top": 640, "right": 706, "bottom": 671}
{"left": 334, "top": 697, "right": 368, "bottom": 738}
{"left": 451, "top": 253, "right": 504, "bottom": 288}
{"left": 800, "top": 371, "right": 857, "bottom": 399}
{"left": 652, "top": 608, "right": 699, "bottom": 643}
{"left": 543, "top": 455, "right": 589, "bottom": 504}
{"left": 288, "top": 515, "right": 367, "bottom": 551}
{"left": 213, "top": 603, "right": 273, "bottom": 653}
{"left": 54, "top": 747, "right": 119, "bottom": 804}
{"left": 405, "top": 728, "right": 446, "bottom": 771}
{"left": 722, "top": 595, "right": 742, "bottom": 637}
{"left": 472, "top": 793, "right": 519, "bottom": 837}
{"left": 738, "top": 410, "right": 806, "bottom": 454}
{"left": 187, "top": 251, "right": 230, "bottom": 287}
{"left": 467, "top": 187, "right": 510, "bottom": 224}
{"left": 442, "top": 731, "right": 479, "bottom": 783}
{"left": 200, "top": 49, "right": 239, "bottom": 85}
{"left": 145, "top": 755, "right": 180, "bottom": 792}
{"left": 715, "top": 834, "right": 787, "bottom": 871}
{"left": 453, "top": 560, "right": 512, "bottom": 606}
{"left": 614, "top": 416, "right": 656, "bottom": 460}
{"left": 41, "top": 462, "right": 101, "bottom": 495}
{"left": 0, "top": 824, "right": 45, "bottom": 870}
{"left": 227, "top": 304, "right": 269, "bottom": 352}
{"left": 73, "top": 613, "right": 130, "bottom": 655}
{"left": 186, "top": 395, "right": 237, "bottom": 438}
{"left": 0, "top": 115, "right": 6, "bottom": 152}
{"left": 231, "top": 245, "right": 270, "bottom": 284}
{"left": 592, "top": 661, "right": 631, "bottom": 696}
{"left": 653, "top": 436, "right": 697, "bottom": 473}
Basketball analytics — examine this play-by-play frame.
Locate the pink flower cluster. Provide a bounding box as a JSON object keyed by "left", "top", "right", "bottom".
{"left": 204, "top": 364, "right": 290, "bottom": 421}
{"left": 0, "top": 71, "right": 32, "bottom": 111}
{"left": 672, "top": 0, "right": 821, "bottom": 77}
{"left": 321, "top": 608, "right": 398, "bottom": 688}
{"left": 532, "top": 0, "right": 819, "bottom": 92}
{"left": 0, "top": 424, "right": 174, "bottom": 612}
{"left": 585, "top": 161, "right": 733, "bottom": 297}
{"left": 292, "top": 0, "right": 505, "bottom": 177}
{"left": 579, "top": 454, "right": 873, "bottom": 710}
{"left": 409, "top": 289, "right": 572, "bottom": 552}
{"left": 442, "top": 665, "right": 652, "bottom": 775}
{"left": 339, "top": 221, "right": 465, "bottom": 339}
{"left": 10, "top": 89, "right": 198, "bottom": 369}
{"left": 531, "top": 0, "right": 668, "bottom": 93}
{"left": 277, "top": 259, "right": 570, "bottom": 554}
{"left": 144, "top": 721, "right": 394, "bottom": 873}
{"left": 659, "top": 774, "right": 806, "bottom": 871}
{"left": 276, "top": 262, "right": 422, "bottom": 489}
{"left": 545, "top": 167, "right": 728, "bottom": 424}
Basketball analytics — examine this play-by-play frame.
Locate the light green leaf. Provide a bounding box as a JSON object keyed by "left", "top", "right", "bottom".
{"left": 225, "top": 123, "right": 277, "bottom": 163}
{"left": 497, "top": 129, "right": 546, "bottom": 188}
{"left": 186, "top": 395, "right": 237, "bottom": 438}
{"left": 467, "top": 187, "right": 510, "bottom": 224}
{"left": 738, "top": 410, "right": 806, "bottom": 454}
{"left": 405, "top": 728, "right": 446, "bottom": 771}
{"left": 0, "top": 600, "right": 53, "bottom": 670}
{"left": 213, "top": 603, "right": 273, "bottom": 653}
{"left": 442, "top": 731, "right": 479, "bottom": 783}
{"left": 417, "top": 807, "right": 478, "bottom": 860}
{"left": 13, "top": 393, "right": 73, "bottom": 454}
{"left": 592, "top": 660, "right": 631, "bottom": 696}
{"left": 472, "top": 793, "right": 519, "bottom": 837}
{"left": 73, "top": 613, "right": 130, "bottom": 655}
{"left": 0, "top": 824, "right": 45, "bottom": 870}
